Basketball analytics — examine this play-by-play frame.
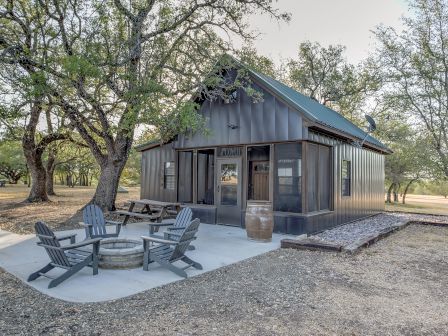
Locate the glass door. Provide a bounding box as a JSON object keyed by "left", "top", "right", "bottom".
{"left": 216, "top": 158, "right": 242, "bottom": 225}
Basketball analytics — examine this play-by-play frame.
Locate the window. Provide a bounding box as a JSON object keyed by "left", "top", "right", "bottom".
{"left": 163, "top": 161, "right": 175, "bottom": 190}
{"left": 341, "top": 160, "right": 351, "bottom": 196}
{"left": 274, "top": 143, "right": 302, "bottom": 213}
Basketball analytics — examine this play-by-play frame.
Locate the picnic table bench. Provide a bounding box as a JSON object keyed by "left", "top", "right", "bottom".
{"left": 114, "top": 199, "right": 181, "bottom": 227}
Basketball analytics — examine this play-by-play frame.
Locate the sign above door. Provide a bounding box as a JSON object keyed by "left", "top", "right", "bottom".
{"left": 217, "top": 147, "right": 242, "bottom": 157}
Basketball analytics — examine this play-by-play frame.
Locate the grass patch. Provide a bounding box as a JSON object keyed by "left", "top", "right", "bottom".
{"left": 385, "top": 194, "right": 448, "bottom": 215}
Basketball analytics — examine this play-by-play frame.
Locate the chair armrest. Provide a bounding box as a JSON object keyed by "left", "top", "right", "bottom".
{"left": 167, "top": 226, "right": 185, "bottom": 231}
{"left": 164, "top": 231, "right": 182, "bottom": 238}
{"left": 105, "top": 220, "right": 122, "bottom": 226}
{"left": 56, "top": 233, "right": 77, "bottom": 242}
{"left": 79, "top": 222, "right": 92, "bottom": 227}
{"left": 62, "top": 238, "right": 102, "bottom": 250}
{"left": 148, "top": 222, "right": 174, "bottom": 227}
{"left": 141, "top": 236, "right": 178, "bottom": 245}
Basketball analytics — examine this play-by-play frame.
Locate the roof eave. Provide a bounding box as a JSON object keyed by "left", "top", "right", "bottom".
{"left": 311, "top": 122, "right": 392, "bottom": 154}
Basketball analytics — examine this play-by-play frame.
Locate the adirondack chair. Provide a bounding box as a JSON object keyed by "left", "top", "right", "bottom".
{"left": 141, "top": 218, "right": 202, "bottom": 278}
{"left": 28, "top": 222, "right": 101, "bottom": 288}
{"left": 82, "top": 204, "right": 122, "bottom": 239}
{"left": 148, "top": 207, "right": 195, "bottom": 250}
{"left": 157, "top": 207, "right": 192, "bottom": 238}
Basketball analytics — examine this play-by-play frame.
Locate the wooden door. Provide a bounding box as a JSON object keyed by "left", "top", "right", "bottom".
{"left": 251, "top": 161, "right": 269, "bottom": 200}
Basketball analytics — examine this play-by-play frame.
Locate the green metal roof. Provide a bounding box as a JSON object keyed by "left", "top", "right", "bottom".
{"left": 247, "top": 68, "right": 389, "bottom": 152}
{"left": 136, "top": 56, "right": 389, "bottom": 153}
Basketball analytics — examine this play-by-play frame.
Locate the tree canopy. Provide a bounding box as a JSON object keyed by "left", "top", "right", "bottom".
{"left": 1, "top": 0, "right": 289, "bottom": 208}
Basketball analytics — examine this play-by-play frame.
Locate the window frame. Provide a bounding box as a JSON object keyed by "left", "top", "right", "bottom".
{"left": 341, "top": 159, "right": 352, "bottom": 197}
{"left": 163, "top": 161, "right": 175, "bottom": 190}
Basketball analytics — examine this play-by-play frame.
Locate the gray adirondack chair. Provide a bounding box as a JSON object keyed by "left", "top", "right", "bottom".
{"left": 162, "top": 207, "right": 195, "bottom": 250}
{"left": 141, "top": 218, "right": 202, "bottom": 278}
{"left": 155, "top": 207, "right": 192, "bottom": 238}
{"left": 82, "top": 204, "right": 122, "bottom": 239}
{"left": 28, "top": 221, "right": 101, "bottom": 288}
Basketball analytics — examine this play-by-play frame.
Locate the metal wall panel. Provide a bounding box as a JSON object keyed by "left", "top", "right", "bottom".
{"left": 142, "top": 114, "right": 385, "bottom": 235}
{"left": 140, "top": 143, "right": 176, "bottom": 202}
{"left": 174, "top": 83, "right": 303, "bottom": 149}
{"left": 330, "top": 142, "right": 385, "bottom": 227}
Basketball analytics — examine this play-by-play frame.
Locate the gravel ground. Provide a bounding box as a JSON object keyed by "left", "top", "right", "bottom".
{"left": 313, "top": 212, "right": 448, "bottom": 246}
{"left": 1, "top": 224, "right": 447, "bottom": 336}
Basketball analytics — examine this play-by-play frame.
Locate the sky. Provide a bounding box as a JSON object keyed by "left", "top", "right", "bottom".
{"left": 243, "top": 0, "right": 408, "bottom": 64}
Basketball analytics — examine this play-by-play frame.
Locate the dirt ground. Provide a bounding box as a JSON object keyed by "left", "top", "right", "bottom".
{"left": 0, "top": 185, "right": 140, "bottom": 234}
{"left": 386, "top": 194, "right": 448, "bottom": 215}
{"left": 1, "top": 224, "right": 447, "bottom": 335}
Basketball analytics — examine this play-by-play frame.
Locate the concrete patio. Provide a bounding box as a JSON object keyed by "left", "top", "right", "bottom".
{"left": 0, "top": 222, "right": 290, "bottom": 303}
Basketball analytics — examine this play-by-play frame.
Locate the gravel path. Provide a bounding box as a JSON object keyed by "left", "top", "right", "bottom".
{"left": 1, "top": 224, "right": 447, "bottom": 335}
{"left": 313, "top": 212, "right": 448, "bottom": 246}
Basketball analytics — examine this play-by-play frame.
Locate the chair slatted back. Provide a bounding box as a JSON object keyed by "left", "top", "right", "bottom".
{"left": 170, "top": 218, "right": 200, "bottom": 261}
{"left": 83, "top": 204, "right": 107, "bottom": 237}
{"left": 35, "top": 222, "right": 71, "bottom": 267}
{"left": 173, "top": 207, "right": 193, "bottom": 230}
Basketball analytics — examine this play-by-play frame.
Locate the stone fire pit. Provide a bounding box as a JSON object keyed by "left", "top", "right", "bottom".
{"left": 98, "top": 238, "right": 144, "bottom": 269}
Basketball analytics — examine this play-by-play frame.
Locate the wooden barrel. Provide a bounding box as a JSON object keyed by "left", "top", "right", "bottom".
{"left": 245, "top": 201, "right": 274, "bottom": 242}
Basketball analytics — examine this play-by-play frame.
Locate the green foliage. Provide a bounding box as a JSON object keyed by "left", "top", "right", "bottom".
{"left": 374, "top": 0, "right": 448, "bottom": 178}
{"left": 235, "top": 45, "right": 278, "bottom": 78}
{"left": 53, "top": 142, "right": 99, "bottom": 187}
{"left": 286, "top": 41, "right": 380, "bottom": 123}
{"left": 120, "top": 149, "right": 141, "bottom": 187}
{"left": 61, "top": 56, "right": 101, "bottom": 79}
{"left": 0, "top": 141, "right": 27, "bottom": 183}
{"left": 408, "top": 180, "right": 448, "bottom": 198}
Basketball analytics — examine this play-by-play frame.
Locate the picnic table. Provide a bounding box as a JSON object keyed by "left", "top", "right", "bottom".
{"left": 114, "top": 199, "right": 181, "bottom": 235}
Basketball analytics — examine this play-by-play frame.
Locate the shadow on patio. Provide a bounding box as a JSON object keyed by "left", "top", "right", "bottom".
{"left": 0, "top": 222, "right": 291, "bottom": 303}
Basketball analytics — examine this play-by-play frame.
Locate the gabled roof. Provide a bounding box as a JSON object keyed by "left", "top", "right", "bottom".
{"left": 136, "top": 56, "right": 390, "bottom": 153}
{"left": 245, "top": 67, "right": 390, "bottom": 152}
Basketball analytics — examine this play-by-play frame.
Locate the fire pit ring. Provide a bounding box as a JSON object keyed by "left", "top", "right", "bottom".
{"left": 98, "top": 238, "right": 144, "bottom": 269}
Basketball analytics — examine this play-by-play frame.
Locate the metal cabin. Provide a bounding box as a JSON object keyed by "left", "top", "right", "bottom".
{"left": 136, "top": 65, "right": 390, "bottom": 235}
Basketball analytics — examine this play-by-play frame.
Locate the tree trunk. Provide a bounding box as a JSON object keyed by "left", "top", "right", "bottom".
{"left": 393, "top": 183, "right": 400, "bottom": 202}
{"left": 386, "top": 183, "right": 394, "bottom": 203}
{"left": 24, "top": 152, "right": 49, "bottom": 202}
{"left": 402, "top": 178, "right": 418, "bottom": 204}
{"left": 9, "top": 174, "right": 22, "bottom": 184}
{"left": 91, "top": 159, "right": 126, "bottom": 211}
{"left": 22, "top": 101, "right": 49, "bottom": 203}
{"left": 46, "top": 150, "right": 57, "bottom": 196}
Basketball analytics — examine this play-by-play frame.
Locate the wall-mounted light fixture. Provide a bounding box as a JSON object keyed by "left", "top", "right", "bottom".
{"left": 227, "top": 123, "right": 239, "bottom": 130}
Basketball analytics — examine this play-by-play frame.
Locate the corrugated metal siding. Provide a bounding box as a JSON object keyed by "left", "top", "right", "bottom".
{"left": 307, "top": 130, "right": 384, "bottom": 225}
{"left": 331, "top": 142, "right": 384, "bottom": 227}
{"left": 174, "top": 83, "right": 303, "bottom": 149}
{"left": 140, "top": 144, "right": 176, "bottom": 202}
{"left": 275, "top": 131, "right": 385, "bottom": 234}
{"left": 141, "top": 119, "right": 385, "bottom": 234}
